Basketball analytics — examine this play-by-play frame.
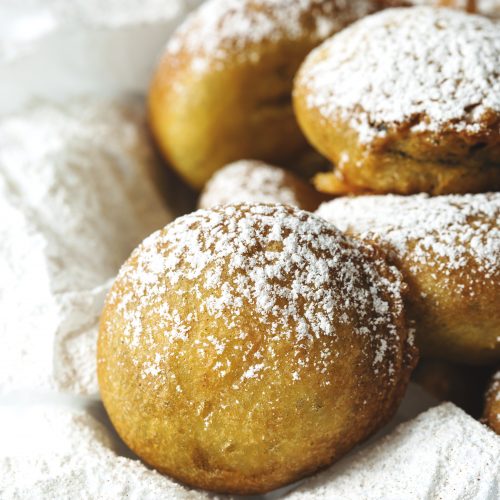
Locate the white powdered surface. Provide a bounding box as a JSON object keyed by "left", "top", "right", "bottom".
{"left": 0, "top": 98, "right": 172, "bottom": 395}
{"left": 106, "top": 204, "right": 410, "bottom": 393}
{"left": 0, "top": 404, "right": 207, "bottom": 499}
{"left": 316, "top": 193, "right": 500, "bottom": 298}
{"left": 289, "top": 403, "right": 500, "bottom": 499}
{"left": 166, "top": 0, "right": 380, "bottom": 71}
{"left": 298, "top": 6, "right": 500, "bottom": 144}
{"left": 198, "top": 160, "right": 310, "bottom": 209}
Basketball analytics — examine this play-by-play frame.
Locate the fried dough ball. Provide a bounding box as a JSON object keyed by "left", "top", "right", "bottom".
{"left": 198, "top": 160, "right": 328, "bottom": 211}
{"left": 316, "top": 193, "right": 500, "bottom": 365}
{"left": 294, "top": 7, "right": 500, "bottom": 196}
{"left": 412, "top": 359, "right": 492, "bottom": 417}
{"left": 149, "top": 0, "right": 386, "bottom": 189}
{"left": 98, "top": 203, "right": 416, "bottom": 495}
{"left": 483, "top": 371, "right": 500, "bottom": 434}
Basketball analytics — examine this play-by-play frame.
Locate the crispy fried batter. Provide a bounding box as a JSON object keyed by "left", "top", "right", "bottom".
{"left": 98, "top": 204, "right": 416, "bottom": 495}
{"left": 294, "top": 7, "right": 500, "bottom": 195}
{"left": 317, "top": 193, "right": 500, "bottom": 365}
{"left": 149, "top": 0, "right": 384, "bottom": 189}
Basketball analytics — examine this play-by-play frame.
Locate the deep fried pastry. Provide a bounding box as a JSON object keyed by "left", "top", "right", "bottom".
{"left": 98, "top": 203, "right": 416, "bottom": 494}
{"left": 294, "top": 7, "right": 500, "bottom": 195}
{"left": 317, "top": 193, "right": 500, "bottom": 364}
{"left": 149, "top": 0, "right": 385, "bottom": 189}
{"left": 198, "top": 160, "right": 327, "bottom": 211}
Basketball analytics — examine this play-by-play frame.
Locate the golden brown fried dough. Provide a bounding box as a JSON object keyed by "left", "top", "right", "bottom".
{"left": 294, "top": 7, "right": 500, "bottom": 195}
{"left": 149, "top": 0, "right": 385, "bottom": 189}
{"left": 198, "top": 159, "right": 328, "bottom": 211}
{"left": 317, "top": 193, "right": 500, "bottom": 365}
{"left": 98, "top": 203, "right": 416, "bottom": 495}
{"left": 483, "top": 371, "right": 500, "bottom": 434}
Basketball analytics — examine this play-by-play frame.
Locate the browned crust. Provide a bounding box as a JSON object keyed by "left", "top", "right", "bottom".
{"left": 294, "top": 85, "right": 500, "bottom": 195}
{"left": 148, "top": 0, "right": 385, "bottom": 190}
{"left": 98, "top": 205, "right": 417, "bottom": 494}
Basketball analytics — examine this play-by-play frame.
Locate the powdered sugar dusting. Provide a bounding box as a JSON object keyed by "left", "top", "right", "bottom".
{"left": 166, "top": 0, "right": 380, "bottom": 72}
{"left": 316, "top": 193, "right": 500, "bottom": 295}
{"left": 105, "top": 204, "right": 409, "bottom": 391}
{"left": 198, "top": 160, "right": 312, "bottom": 209}
{"left": 299, "top": 7, "right": 500, "bottom": 143}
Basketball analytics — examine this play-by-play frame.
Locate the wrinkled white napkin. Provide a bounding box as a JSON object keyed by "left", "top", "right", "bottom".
{"left": 0, "top": 99, "right": 172, "bottom": 395}
{"left": 289, "top": 403, "right": 500, "bottom": 500}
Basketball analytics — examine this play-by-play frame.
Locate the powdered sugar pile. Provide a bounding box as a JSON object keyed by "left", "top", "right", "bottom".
{"left": 299, "top": 7, "right": 500, "bottom": 143}
{"left": 198, "top": 160, "right": 313, "bottom": 209}
{"left": 0, "top": 181, "right": 59, "bottom": 393}
{"left": 289, "top": 403, "right": 500, "bottom": 499}
{"left": 0, "top": 404, "right": 207, "bottom": 498}
{"left": 0, "top": 98, "right": 172, "bottom": 395}
{"left": 106, "top": 203, "right": 408, "bottom": 388}
{"left": 166, "top": 0, "right": 380, "bottom": 71}
{"left": 316, "top": 193, "right": 500, "bottom": 295}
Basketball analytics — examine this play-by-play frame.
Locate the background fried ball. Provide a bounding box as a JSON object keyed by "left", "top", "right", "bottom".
{"left": 198, "top": 159, "right": 328, "bottom": 211}
{"left": 149, "top": 0, "right": 384, "bottom": 189}
{"left": 317, "top": 193, "right": 500, "bottom": 365}
{"left": 294, "top": 7, "right": 500, "bottom": 195}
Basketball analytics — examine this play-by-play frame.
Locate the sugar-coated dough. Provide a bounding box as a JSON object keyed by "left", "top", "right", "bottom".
{"left": 149, "top": 0, "right": 384, "bottom": 188}
{"left": 289, "top": 403, "right": 500, "bottom": 499}
{"left": 198, "top": 160, "right": 327, "bottom": 211}
{"left": 98, "top": 203, "right": 416, "bottom": 494}
{"left": 316, "top": 193, "right": 500, "bottom": 364}
{"left": 294, "top": 7, "right": 500, "bottom": 195}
